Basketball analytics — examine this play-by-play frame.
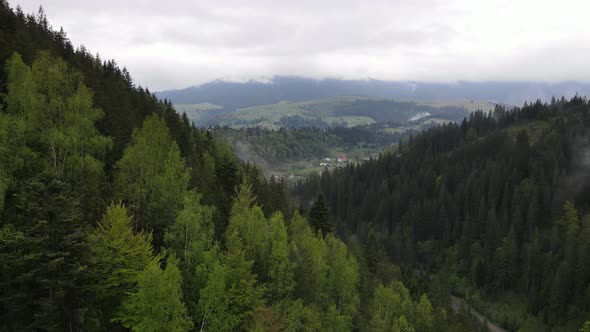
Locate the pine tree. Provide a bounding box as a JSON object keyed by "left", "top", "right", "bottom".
{"left": 308, "top": 194, "right": 333, "bottom": 235}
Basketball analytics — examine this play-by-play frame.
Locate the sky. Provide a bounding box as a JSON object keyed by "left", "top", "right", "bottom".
{"left": 10, "top": 0, "right": 590, "bottom": 91}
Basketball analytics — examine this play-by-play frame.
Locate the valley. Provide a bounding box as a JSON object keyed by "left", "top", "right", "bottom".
{"left": 179, "top": 96, "right": 496, "bottom": 179}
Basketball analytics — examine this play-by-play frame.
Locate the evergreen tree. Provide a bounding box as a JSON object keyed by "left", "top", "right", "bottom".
{"left": 0, "top": 50, "right": 110, "bottom": 330}
{"left": 88, "top": 203, "right": 154, "bottom": 327}
{"left": 116, "top": 255, "right": 193, "bottom": 332}
{"left": 308, "top": 194, "right": 333, "bottom": 235}
{"left": 197, "top": 230, "right": 264, "bottom": 331}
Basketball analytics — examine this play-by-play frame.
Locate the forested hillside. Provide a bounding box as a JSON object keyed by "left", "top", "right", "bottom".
{"left": 213, "top": 125, "right": 413, "bottom": 177}
{"left": 0, "top": 3, "right": 485, "bottom": 331}
{"left": 294, "top": 98, "right": 590, "bottom": 331}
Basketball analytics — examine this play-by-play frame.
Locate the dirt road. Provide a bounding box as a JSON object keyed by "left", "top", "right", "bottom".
{"left": 450, "top": 295, "right": 509, "bottom": 332}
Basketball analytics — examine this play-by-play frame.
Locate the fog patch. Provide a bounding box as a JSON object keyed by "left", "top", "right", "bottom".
{"left": 564, "top": 135, "right": 590, "bottom": 195}
{"left": 231, "top": 140, "right": 270, "bottom": 176}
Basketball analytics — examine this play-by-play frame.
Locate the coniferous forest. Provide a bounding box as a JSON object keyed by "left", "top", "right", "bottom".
{"left": 295, "top": 100, "right": 590, "bottom": 331}
{"left": 1, "top": 2, "right": 590, "bottom": 332}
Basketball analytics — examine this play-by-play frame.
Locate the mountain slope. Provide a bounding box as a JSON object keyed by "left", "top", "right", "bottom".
{"left": 294, "top": 97, "right": 590, "bottom": 331}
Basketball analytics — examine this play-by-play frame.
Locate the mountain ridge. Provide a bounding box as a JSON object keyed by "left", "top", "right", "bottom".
{"left": 156, "top": 76, "right": 590, "bottom": 109}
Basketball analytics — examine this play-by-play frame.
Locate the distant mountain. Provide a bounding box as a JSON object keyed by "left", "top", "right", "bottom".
{"left": 155, "top": 76, "right": 590, "bottom": 109}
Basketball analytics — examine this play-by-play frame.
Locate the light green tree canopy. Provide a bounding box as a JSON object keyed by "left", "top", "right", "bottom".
{"left": 116, "top": 254, "right": 193, "bottom": 332}
{"left": 197, "top": 230, "right": 264, "bottom": 331}
{"left": 114, "top": 113, "right": 189, "bottom": 245}
{"left": 89, "top": 203, "right": 154, "bottom": 305}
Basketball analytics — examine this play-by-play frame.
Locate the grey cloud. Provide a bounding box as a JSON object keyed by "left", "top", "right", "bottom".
{"left": 9, "top": 0, "right": 590, "bottom": 90}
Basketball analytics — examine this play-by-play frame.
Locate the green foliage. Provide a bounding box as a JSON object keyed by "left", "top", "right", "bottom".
{"left": 267, "top": 212, "right": 295, "bottom": 300}
{"left": 214, "top": 125, "right": 405, "bottom": 168}
{"left": 4, "top": 51, "right": 110, "bottom": 181}
{"left": 227, "top": 181, "right": 295, "bottom": 301}
{"left": 5, "top": 173, "right": 94, "bottom": 330}
{"left": 30, "top": 51, "right": 111, "bottom": 177}
{"left": 116, "top": 254, "right": 193, "bottom": 332}
{"left": 289, "top": 211, "right": 330, "bottom": 305}
{"left": 0, "top": 5, "right": 295, "bottom": 331}
{"left": 283, "top": 299, "right": 323, "bottom": 331}
{"left": 164, "top": 190, "right": 215, "bottom": 270}
{"left": 0, "top": 49, "right": 111, "bottom": 330}
{"left": 0, "top": 4, "right": 549, "bottom": 332}
{"left": 392, "top": 316, "right": 415, "bottom": 332}
{"left": 227, "top": 181, "right": 271, "bottom": 278}
{"left": 296, "top": 99, "right": 590, "bottom": 330}
{"left": 308, "top": 194, "right": 333, "bottom": 235}
{"left": 288, "top": 211, "right": 363, "bottom": 330}
{"left": 197, "top": 230, "right": 264, "bottom": 331}
{"left": 88, "top": 203, "right": 154, "bottom": 324}
{"left": 114, "top": 114, "right": 190, "bottom": 246}
{"left": 368, "top": 283, "right": 412, "bottom": 331}
{"left": 557, "top": 201, "right": 580, "bottom": 232}
{"left": 164, "top": 190, "right": 216, "bottom": 318}
{"left": 1, "top": 51, "right": 110, "bottom": 218}
{"left": 324, "top": 234, "right": 359, "bottom": 320}
{"left": 366, "top": 282, "right": 436, "bottom": 332}
{"left": 0, "top": 111, "right": 22, "bottom": 211}
{"left": 0, "top": 224, "right": 28, "bottom": 327}
{"left": 414, "top": 294, "right": 435, "bottom": 332}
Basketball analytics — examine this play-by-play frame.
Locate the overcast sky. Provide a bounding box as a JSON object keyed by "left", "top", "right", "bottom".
{"left": 10, "top": 0, "right": 590, "bottom": 90}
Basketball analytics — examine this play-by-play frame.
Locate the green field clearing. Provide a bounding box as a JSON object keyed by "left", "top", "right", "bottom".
{"left": 217, "top": 96, "right": 372, "bottom": 127}
{"left": 505, "top": 120, "right": 551, "bottom": 143}
{"left": 324, "top": 116, "right": 375, "bottom": 126}
{"left": 416, "top": 100, "right": 497, "bottom": 112}
{"left": 214, "top": 96, "right": 497, "bottom": 128}
{"left": 175, "top": 103, "right": 223, "bottom": 124}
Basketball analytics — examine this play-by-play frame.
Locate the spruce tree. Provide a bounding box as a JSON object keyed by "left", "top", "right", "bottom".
{"left": 88, "top": 203, "right": 154, "bottom": 326}
{"left": 308, "top": 194, "right": 333, "bottom": 235}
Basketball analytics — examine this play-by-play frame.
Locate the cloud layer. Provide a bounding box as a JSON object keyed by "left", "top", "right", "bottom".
{"left": 11, "top": 0, "right": 590, "bottom": 90}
